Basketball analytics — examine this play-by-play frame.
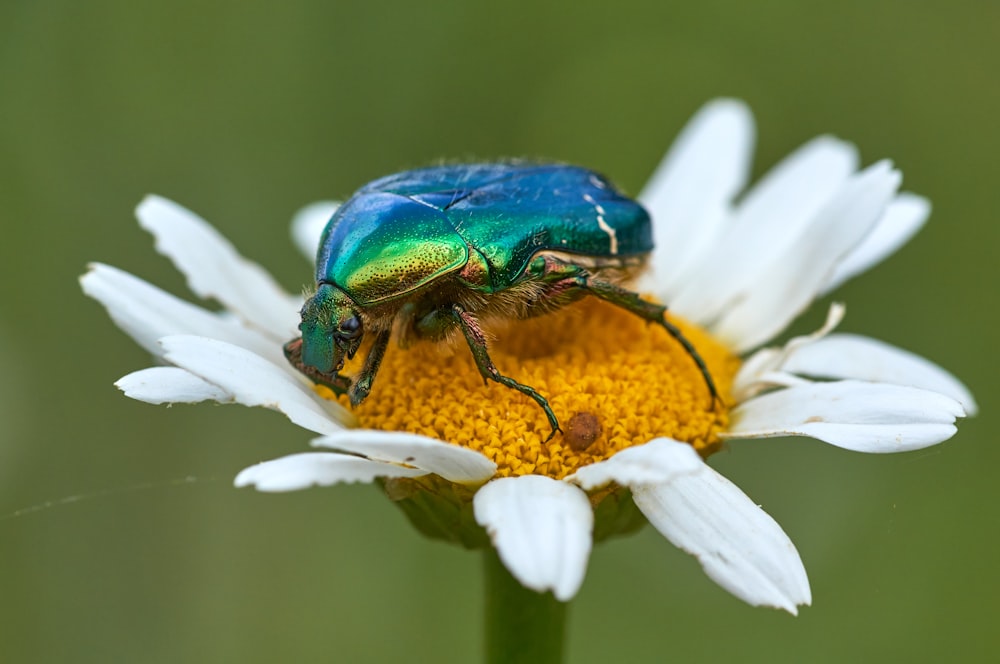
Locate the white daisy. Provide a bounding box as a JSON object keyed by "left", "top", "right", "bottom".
{"left": 81, "top": 99, "right": 975, "bottom": 615}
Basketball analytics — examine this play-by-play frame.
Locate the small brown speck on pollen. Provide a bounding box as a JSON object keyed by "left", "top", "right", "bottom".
{"left": 565, "top": 411, "right": 602, "bottom": 452}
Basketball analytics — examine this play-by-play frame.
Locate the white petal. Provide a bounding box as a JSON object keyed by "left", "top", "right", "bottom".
{"left": 731, "top": 136, "right": 858, "bottom": 253}
{"left": 474, "top": 476, "right": 593, "bottom": 601}
{"left": 136, "top": 195, "right": 302, "bottom": 340}
{"left": 291, "top": 201, "right": 339, "bottom": 262}
{"left": 822, "top": 192, "right": 929, "bottom": 294}
{"left": 637, "top": 99, "right": 754, "bottom": 299}
{"left": 234, "top": 452, "right": 426, "bottom": 492}
{"left": 739, "top": 371, "right": 814, "bottom": 391}
{"left": 312, "top": 430, "right": 496, "bottom": 484}
{"left": 80, "top": 263, "right": 283, "bottom": 364}
{"left": 732, "top": 302, "right": 845, "bottom": 401}
{"left": 567, "top": 438, "right": 703, "bottom": 490}
{"left": 726, "top": 380, "right": 965, "bottom": 452}
{"left": 633, "top": 463, "right": 811, "bottom": 614}
{"left": 670, "top": 136, "right": 858, "bottom": 325}
{"left": 780, "top": 333, "right": 977, "bottom": 415}
{"left": 160, "top": 335, "right": 355, "bottom": 433}
{"left": 712, "top": 161, "right": 901, "bottom": 351}
{"left": 116, "top": 367, "right": 230, "bottom": 403}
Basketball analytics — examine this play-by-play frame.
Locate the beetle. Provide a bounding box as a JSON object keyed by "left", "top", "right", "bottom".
{"left": 284, "top": 162, "right": 718, "bottom": 439}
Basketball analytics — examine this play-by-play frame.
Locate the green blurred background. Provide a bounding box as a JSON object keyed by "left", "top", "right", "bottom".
{"left": 1, "top": 1, "right": 995, "bottom": 661}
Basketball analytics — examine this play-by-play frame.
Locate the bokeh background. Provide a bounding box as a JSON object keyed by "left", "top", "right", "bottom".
{"left": 1, "top": 1, "right": 996, "bottom": 662}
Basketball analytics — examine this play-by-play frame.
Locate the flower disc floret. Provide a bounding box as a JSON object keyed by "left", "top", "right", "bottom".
{"left": 323, "top": 298, "right": 737, "bottom": 479}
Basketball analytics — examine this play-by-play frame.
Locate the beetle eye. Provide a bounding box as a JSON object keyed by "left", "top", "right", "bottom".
{"left": 338, "top": 315, "right": 362, "bottom": 339}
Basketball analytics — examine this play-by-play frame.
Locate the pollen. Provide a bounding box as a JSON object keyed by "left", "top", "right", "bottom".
{"left": 320, "top": 298, "right": 739, "bottom": 480}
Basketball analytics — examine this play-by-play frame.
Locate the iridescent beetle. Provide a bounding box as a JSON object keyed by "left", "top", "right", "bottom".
{"left": 284, "top": 163, "right": 718, "bottom": 438}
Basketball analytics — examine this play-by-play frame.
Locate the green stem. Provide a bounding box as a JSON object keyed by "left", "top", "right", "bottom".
{"left": 483, "top": 549, "right": 568, "bottom": 664}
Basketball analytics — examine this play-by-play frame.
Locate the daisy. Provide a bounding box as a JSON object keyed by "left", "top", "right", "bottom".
{"left": 81, "top": 99, "right": 975, "bottom": 617}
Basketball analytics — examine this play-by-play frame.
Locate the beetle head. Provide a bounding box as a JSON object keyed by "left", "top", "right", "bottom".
{"left": 299, "top": 283, "right": 363, "bottom": 374}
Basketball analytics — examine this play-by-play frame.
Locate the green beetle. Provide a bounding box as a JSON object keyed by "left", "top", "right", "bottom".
{"left": 285, "top": 163, "right": 718, "bottom": 438}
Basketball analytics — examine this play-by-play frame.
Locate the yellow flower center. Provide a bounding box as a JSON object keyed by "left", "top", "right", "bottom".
{"left": 323, "top": 298, "right": 739, "bottom": 480}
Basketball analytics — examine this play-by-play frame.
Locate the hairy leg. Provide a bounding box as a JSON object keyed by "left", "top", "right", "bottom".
{"left": 528, "top": 255, "right": 720, "bottom": 405}
{"left": 414, "top": 302, "right": 563, "bottom": 439}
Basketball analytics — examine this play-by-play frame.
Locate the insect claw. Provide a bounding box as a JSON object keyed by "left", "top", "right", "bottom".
{"left": 348, "top": 383, "right": 367, "bottom": 407}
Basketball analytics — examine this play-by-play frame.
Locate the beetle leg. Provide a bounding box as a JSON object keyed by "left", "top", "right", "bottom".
{"left": 285, "top": 333, "right": 391, "bottom": 406}
{"left": 535, "top": 256, "right": 720, "bottom": 406}
{"left": 395, "top": 302, "right": 418, "bottom": 349}
{"left": 411, "top": 306, "right": 455, "bottom": 341}
{"left": 348, "top": 328, "right": 392, "bottom": 406}
{"left": 450, "top": 303, "right": 563, "bottom": 441}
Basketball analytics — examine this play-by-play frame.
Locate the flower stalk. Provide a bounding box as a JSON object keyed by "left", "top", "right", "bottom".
{"left": 484, "top": 549, "right": 568, "bottom": 664}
